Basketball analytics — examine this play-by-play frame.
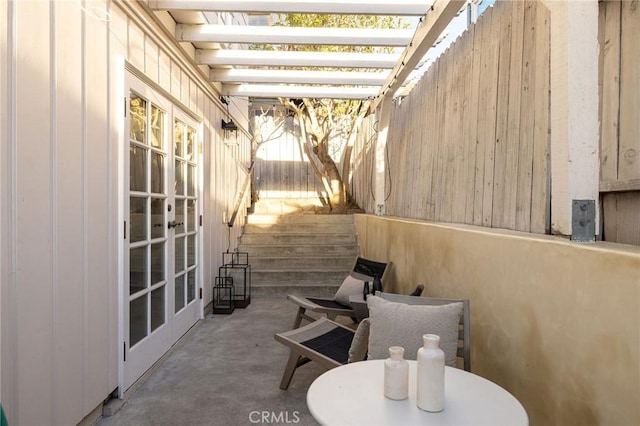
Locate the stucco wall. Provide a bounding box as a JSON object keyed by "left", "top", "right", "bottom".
{"left": 355, "top": 214, "right": 640, "bottom": 425}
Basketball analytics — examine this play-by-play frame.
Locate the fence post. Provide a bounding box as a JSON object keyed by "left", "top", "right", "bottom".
{"left": 374, "top": 95, "right": 393, "bottom": 215}
{"left": 545, "top": 0, "right": 600, "bottom": 238}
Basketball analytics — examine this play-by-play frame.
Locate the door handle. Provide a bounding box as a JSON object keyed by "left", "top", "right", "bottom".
{"left": 168, "top": 220, "right": 183, "bottom": 229}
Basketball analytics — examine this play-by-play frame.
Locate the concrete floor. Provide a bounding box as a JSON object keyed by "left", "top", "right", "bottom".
{"left": 96, "top": 296, "right": 329, "bottom": 426}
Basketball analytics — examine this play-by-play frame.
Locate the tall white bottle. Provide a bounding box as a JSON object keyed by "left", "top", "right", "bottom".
{"left": 384, "top": 346, "right": 409, "bottom": 400}
{"left": 416, "top": 334, "right": 445, "bottom": 412}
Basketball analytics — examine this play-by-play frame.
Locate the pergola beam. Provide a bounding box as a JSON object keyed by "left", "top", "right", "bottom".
{"left": 150, "top": 0, "right": 433, "bottom": 16}
{"left": 371, "top": 0, "right": 465, "bottom": 110}
{"left": 221, "top": 84, "right": 378, "bottom": 99}
{"left": 212, "top": 68, "right": 387, "bottom": 85}
{"left": 196, "top": 49, "right": 402, "bottom": 69}
{"left": 176, "top": 24, "right": 413, "bottom": 46}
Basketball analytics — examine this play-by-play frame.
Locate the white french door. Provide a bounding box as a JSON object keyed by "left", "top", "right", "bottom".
{"left": 123, "top": 72, "right": 201, "bottom": 391}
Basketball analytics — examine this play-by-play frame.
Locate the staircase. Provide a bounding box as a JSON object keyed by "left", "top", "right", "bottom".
{"left": 238, "top": 199, "right": 359, "bottom": 296}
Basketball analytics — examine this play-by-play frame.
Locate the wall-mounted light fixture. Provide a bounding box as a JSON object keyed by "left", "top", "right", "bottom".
{"left": 220, "top": 95, "right": 238, "bottom": 144}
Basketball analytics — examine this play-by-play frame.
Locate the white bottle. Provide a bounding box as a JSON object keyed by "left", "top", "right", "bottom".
{"left": 416, "top": 334, "right": 445, "bottom": 412}
{"left": 384, "top": 346, "right": 409, "bottom": 400}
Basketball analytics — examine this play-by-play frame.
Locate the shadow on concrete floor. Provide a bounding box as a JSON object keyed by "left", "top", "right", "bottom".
{"left": 96, "top": 297, "right": 329, "bottom": 426}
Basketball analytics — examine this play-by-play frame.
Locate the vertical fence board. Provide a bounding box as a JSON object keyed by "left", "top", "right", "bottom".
{"left": 480, "top": 6, "right": 502, "bottom": 227}
{"left": 502, "top": 0, "right": 525, "bottom": 229}
{"left": 618, "top": 0, "right": 640, "bottom": 181}
{"left": 436, "top": 46, "right": 454, "bottom": 221}
{"left": 464, "top": 19, "right": 483, "bottom": 224}
{"left": 452, "top": 29, "right": 474, "bottom": 223}
{"left": 430, "top": 57, "right": 446, "bottom": 220}
{"left": 412, "top": 78, "right": 428, "bottom": 218}
{"left": 473, "top": 7, "right": 495, "bottom": 225}
{"left": 443, "top": 40, "right": 464, "bottom": 222}
{"left": 397, "top": 99, "right": 410, "bottom": 215}
{"left": 600, "top": 0, "right": 621, "bottom": 183}
{"left": 491, "top": 0, "right": 514, "bottom": 229}
{"left": 515, "top": 1, "right": 537, "bottom": 232}
{"left": 531, "top": 3, "right": 551, "bottom": 234}
{"left": 411, "top": 82, "right": 426, "bottom": 218}
{"left": 419, "top": 62, "right": 439, "bottom": 219}
{"left": 479, "top": 5, "right": 503, "bottom": 227}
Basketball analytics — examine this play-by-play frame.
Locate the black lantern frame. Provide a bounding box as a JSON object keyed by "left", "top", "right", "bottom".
{"left": 220, "top": 251, "right": 251, "bottom": 308}
{"left": 212, "top": 276, "right": 235, "bottom": 314}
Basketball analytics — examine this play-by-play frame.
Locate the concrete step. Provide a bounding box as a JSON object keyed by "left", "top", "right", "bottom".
{"left": 243, "top": 199, "right": 358, "bottom": 297}
{"left": 240, "top": 232, "right": 357, "bottom": 245}
{"left": 243, "top": 223, "right": 354, "bottom": 234}
{"left": 248, "top": 255, "right": 356, "bottom": 269}
{"left": 251, "top": 283, "right": 340, "bottom": 297}
{"left": 247, "top": 213, "right": 356, "bottom": 225}
{"left": 239, "top": 243, "right": 359, "bottom": 257}
{"left": 252, "top": 269, "right": 348, "bottom": 284}
{"left": 252, "top": 198, "right": 324, "bottom": 214}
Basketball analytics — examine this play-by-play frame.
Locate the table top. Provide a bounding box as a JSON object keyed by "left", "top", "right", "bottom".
{"left": 307, "top": 360, "right": 528, "bottom": 426}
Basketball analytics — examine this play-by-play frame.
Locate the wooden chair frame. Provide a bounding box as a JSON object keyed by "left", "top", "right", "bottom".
{"left": 275, "top": 293, "right": 471, "bottom": 390}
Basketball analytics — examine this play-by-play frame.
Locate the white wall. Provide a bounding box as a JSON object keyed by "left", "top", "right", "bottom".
{"left": 0, "top": 1, "right": 251, "bottom": 424}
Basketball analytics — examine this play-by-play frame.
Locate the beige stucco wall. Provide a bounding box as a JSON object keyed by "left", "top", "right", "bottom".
{"left": 355, "top": 214, "right": 640, "bottom": 425}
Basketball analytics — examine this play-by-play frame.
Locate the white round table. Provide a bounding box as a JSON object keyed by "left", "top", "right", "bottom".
{"left": 307, "top": 360, "right": 528, "bottom": 426}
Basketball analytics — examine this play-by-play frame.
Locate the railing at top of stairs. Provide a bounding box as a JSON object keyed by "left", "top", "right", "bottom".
{"left": 228, "top": 161, "right": 254, "bottom": 228}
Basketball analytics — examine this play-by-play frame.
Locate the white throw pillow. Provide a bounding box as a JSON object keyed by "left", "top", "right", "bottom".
{"left": 334, "top": 275, "right": 365, "bottom": 306}
{"left": 366, "top": 295, "right": 463, "bottom": 366}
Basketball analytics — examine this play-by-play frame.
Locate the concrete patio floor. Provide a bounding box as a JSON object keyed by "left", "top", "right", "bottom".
{"left": 96, "top": 296, "right": 330, "bottom": 426}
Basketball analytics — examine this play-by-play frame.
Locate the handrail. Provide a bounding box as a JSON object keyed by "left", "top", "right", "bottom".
{"left": 228, "top": 160, "right": 254, "bottom": 228}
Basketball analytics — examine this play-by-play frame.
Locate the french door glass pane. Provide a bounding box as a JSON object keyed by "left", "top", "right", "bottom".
{"left": 129, "top": 95, "right": 147, "bottom": 143}
{"left": 130, "top": 294, "right": 148, "bottom": 347}
{"left": 151, "top": 152, "right": 164, "bottom": 194}
{"left": 175, "top": 160, "right": 184, "bottom": 195}
{"left": 175, "top": 120, "right": 184, "bottom": 157}
{"left": 187, "top": 165, "right": 195, "bottom": 196}
{"left": 187, "top": 270, "right": 196, "bottom": 303}
{"left": 175, "top": 274, "right": 185, "bottom": 313}
{"left": 150, "top": 198, "right": 165, "bottom": 239}
{"left": 150, "top": 286, "right": 165, "bottom": 332}
{"left": 175, "top": 236, "right": 185, "bottom": 273}
{"left": 151, "top": 242, "right": 165, "bottom": 284}
{"left": 129, "top": 246, "right": 147, "bottom": 295}
{"left": 187, "top": 200, "right": 196, "bottom": 232}
{"left": 187, "top": 234, "right": 195, "bottom": 267}
{"left": 129, "top": 146, "right": 147, "bottom": 192}
{"left": 175, "top": 199, "right": 185, "bottom": 233}
{"left": 150, "top": 105, "right": 164, "bottom": 149}
{"left": 186, "top": 126, "right": 195, "bottom": 160}
{"left": 129, "top": 197, "right": 147, "bottom": 243}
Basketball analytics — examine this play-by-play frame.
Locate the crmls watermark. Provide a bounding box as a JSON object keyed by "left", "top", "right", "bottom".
{"left": 249, "top": 410, "right": 301, "bottom": 424}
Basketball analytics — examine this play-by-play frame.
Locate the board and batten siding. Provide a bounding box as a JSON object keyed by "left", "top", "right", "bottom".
{"left": 599, "top": 0, "right": 640, "bottom": 246}
{"left": 351, "top": 0, "right": 551, "bottom": 234}
{"left": 0, "top": 1, "right": 251, "bottom": 424}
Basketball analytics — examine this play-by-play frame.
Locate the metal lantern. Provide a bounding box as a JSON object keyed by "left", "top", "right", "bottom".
{"left": 212, "top": 276, "right": 235, "bottom": 314}
{"left": 220, "top": 251, "right": 251, "bottom": 308}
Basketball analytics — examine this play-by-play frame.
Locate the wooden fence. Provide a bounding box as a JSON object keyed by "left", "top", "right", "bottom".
{"left": 253, "top": 115, "right": 326, "bottom": 199}
{"left": 352, "top": 0, "right": 551, "bottom": 234}
{"left": 599, "top": 0, "right": 640, "bottom": 246}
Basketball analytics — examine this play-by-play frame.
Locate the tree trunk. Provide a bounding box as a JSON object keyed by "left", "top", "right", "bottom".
{"left": 314, "top": 139, "right": 344, "bottom": 208}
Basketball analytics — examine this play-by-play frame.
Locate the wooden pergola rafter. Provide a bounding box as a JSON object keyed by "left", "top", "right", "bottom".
{"left": 150, "top": 0, "right": 464, "bottom": 100}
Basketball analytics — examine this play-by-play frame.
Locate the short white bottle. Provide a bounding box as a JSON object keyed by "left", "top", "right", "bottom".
{"left": 384, "top": 346, "right": 409, "bottom": 400}
{"left": 416, "top": 334, "right": 445, "bottom": 412}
